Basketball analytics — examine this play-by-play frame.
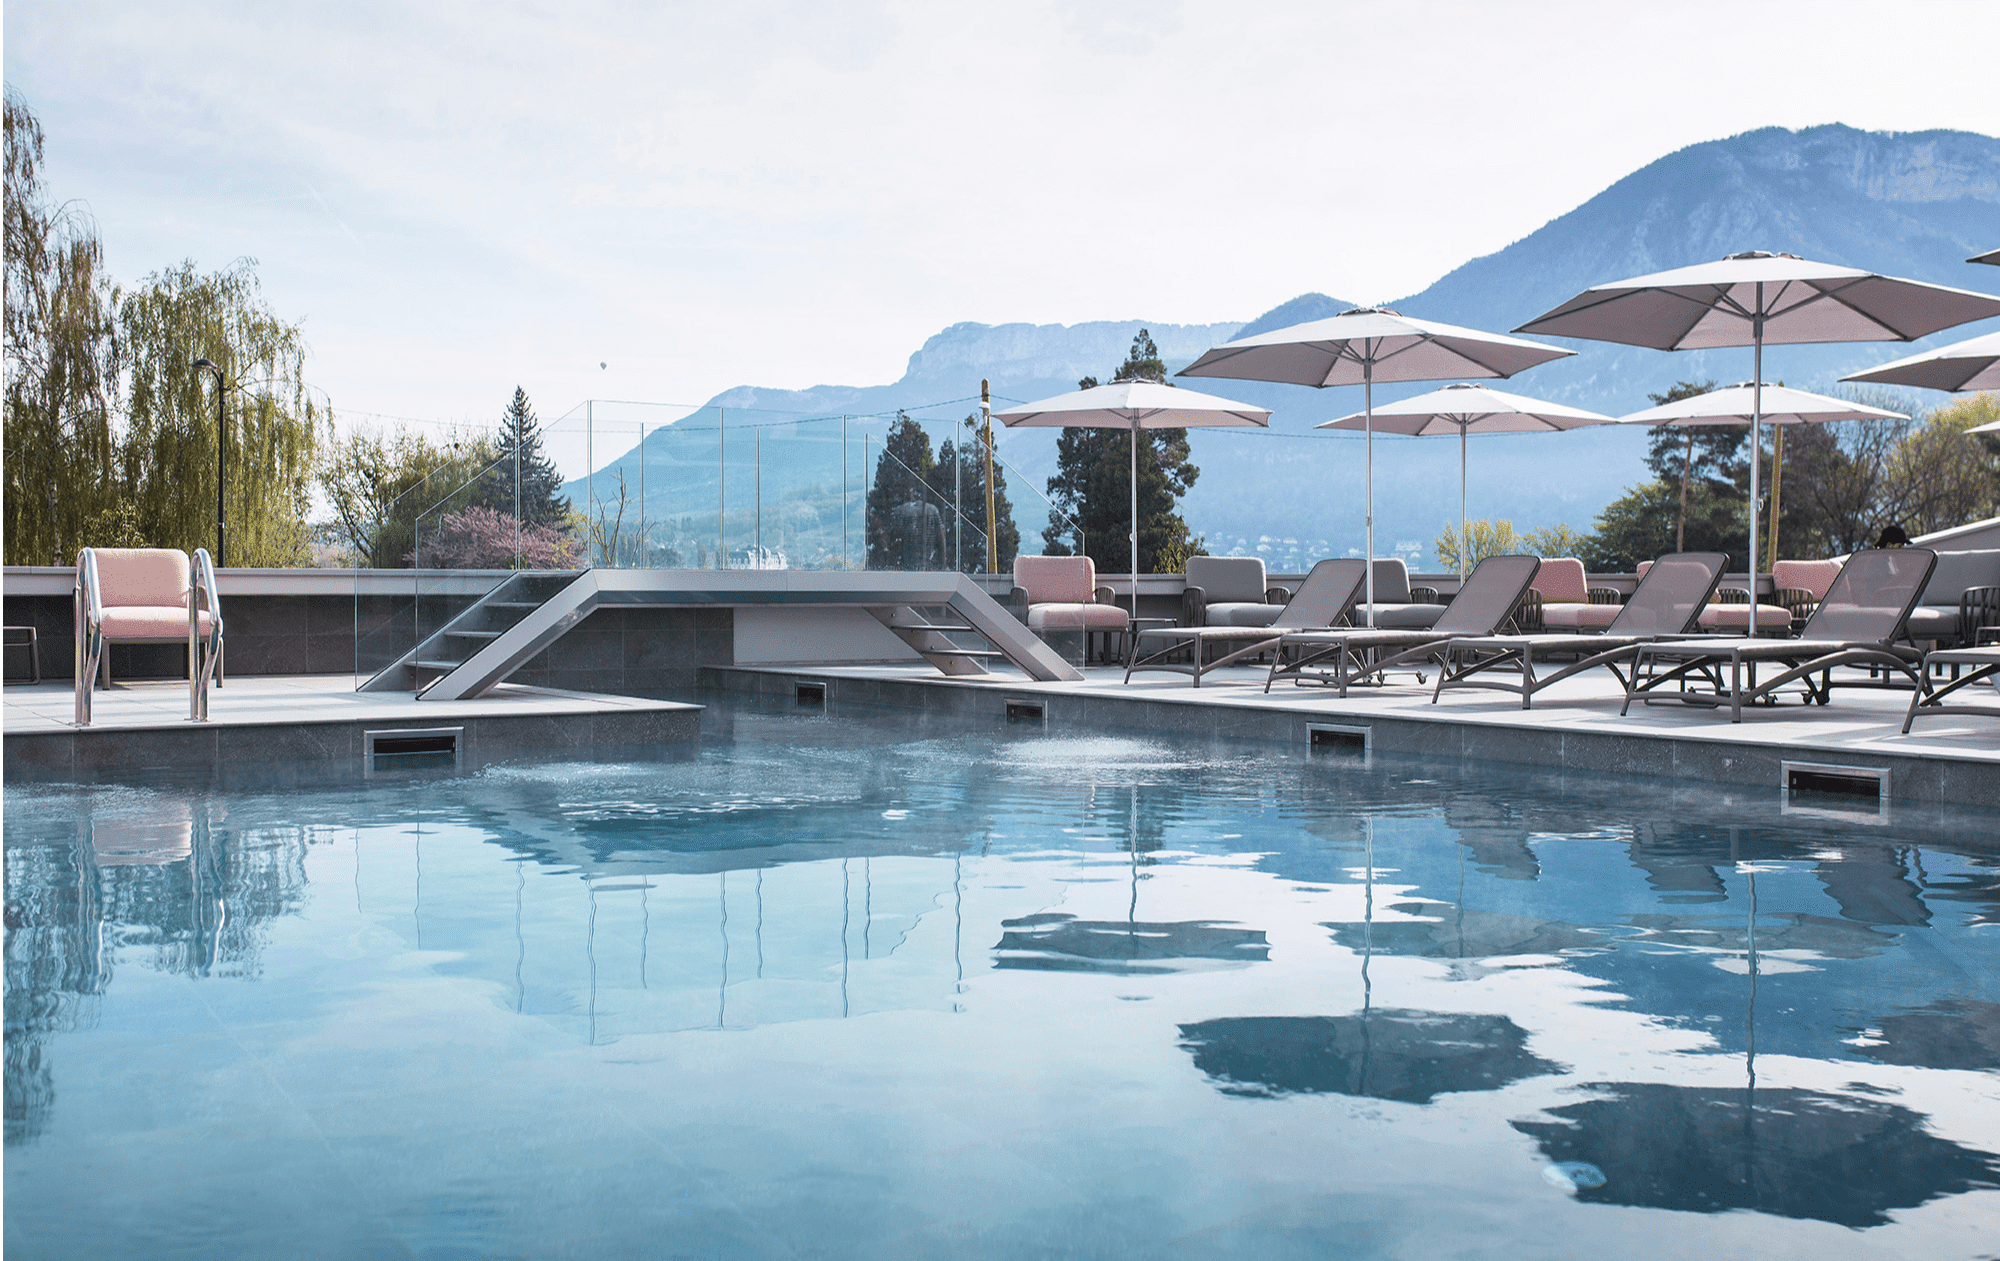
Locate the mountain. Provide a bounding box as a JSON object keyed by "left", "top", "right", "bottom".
{"left": 571, "top": 124, "right": 2000, "bottom": 569}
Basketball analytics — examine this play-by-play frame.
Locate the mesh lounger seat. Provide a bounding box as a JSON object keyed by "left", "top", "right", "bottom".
{"left": 1622, "top": 548, "right": 1937, "bottom": 723}
{"left": 1431, "top": 552, "right": 1728, "bottom": 709}
{"left": 1263, "top": 554, "right": 1541, "bottom": 697}
{"left": 1124, "top": 558, "right": 1366, "bottom": 688}
{"left": 1901, "top": 646, "right": 2000, "bottom": 732}
{"left": 1900, "top": 548, "right": 2000, "bottom": 647}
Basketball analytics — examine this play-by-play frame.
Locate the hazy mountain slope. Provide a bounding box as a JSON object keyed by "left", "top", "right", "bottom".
{"left": 575, "top": 124, "right": 2000, "bottom": 567}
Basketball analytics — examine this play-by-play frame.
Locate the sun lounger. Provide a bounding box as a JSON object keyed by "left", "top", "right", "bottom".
{"left": 1263, "top": 554, "right": 1541, "bottom": 697}
{"left": 1900, "top": 646, "right": 2000, "bottom": 732}
{"left": 1622, "top": 548, "right": 1937, "bottom": 723}
{"left": 1431, "top": 552, "right": 1728, "bottom": 709}
{"left": 1124, "top": 558, "right": 1366, "bottom": 687}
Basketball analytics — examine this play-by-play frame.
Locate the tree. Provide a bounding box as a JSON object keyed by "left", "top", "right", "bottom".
{"left": 475, "top": 387, "right": 570, "bottom": 527}
{"left": 1041, "top": 330, "right": 1204, "bottom": 574}
{"left": 319, "top": 426, "right": 497, "bottom": 567}
{"left": 1435, "top": 519, "right": 1591, "bottom": 570}
{"left": 6, "top": 93, "right": 328, "bottom": 568}
{"left": 117, "top": 260, "right": 324, "bottom": 565}
{"left": 409, "top": 506, "right": 580, "bottom": 569}
{"left": 865, "top": 412, "right": 946, "bottom": 570}
{"left": 1638, "top": 380, "right": 1737, "bottom": 553}
{"left": 927, "top": 427, "right": 1019, "bottom": 574}
{"left": 4, "top": 90, "right": 120, "bottom": 565}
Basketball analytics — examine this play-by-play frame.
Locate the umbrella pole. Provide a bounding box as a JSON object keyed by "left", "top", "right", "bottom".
{"left": 1749, "top": 313, "right": 1763, "bottom": 638}
{"left": 1364, "top": 362, "right": 1375, "bottom": 628}
{"left": 1130, "top": 423, "right": 1139, "bottom": 610}
{"left": 1459, "top": 422, "right": 1468, "bottom": 582}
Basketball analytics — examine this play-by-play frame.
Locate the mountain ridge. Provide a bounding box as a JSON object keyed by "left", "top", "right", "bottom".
{"left": 575, "top": 123, "right": 2000, "bottom": 567}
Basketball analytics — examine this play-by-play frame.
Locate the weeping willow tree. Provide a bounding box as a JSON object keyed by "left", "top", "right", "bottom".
{"left": 4, "top": 91, "right": 325, "bottom": 566}
{"left": 117, "top": 260, "right": 324, "bottom": 565}
{"left": 3, "top": 89, "right": 121, "bottom": 565}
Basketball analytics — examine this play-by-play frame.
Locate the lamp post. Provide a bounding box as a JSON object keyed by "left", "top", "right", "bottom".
{"left": 193, "top": 358, "right": 226, "bottom": 567}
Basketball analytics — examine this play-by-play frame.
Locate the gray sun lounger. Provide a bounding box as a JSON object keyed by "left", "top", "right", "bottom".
{"left": 1431, "top": 552, "right": 1728, "bottom": 709}
{"left": 1901, "top": 645, "right": 2000, "bottom": 732}
{"left": 1623, "top": 547, "right": 1937, "bottom": 723}
{"left": 1264, "top": 554, "right": 1542, "bottom": 697}
{"left": 1124, "top": 558, "right": 1367, "bottom": 687}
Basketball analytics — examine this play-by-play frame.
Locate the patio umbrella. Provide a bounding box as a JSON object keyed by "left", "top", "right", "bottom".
{"left": 1179, "top": 308, "right": 1572, "bottom": 623}
{"left": 1840, "top": 330, "right": 2000, "bottom": 394}
{"left": 1618, "top": 383, "right": 1907, "bottom": 570}
{"left": 1970, "top": 249, "right": 2000, "bottom": 266}
{"left": 1517, "top": 251, "right": 2000, "bottom": 633}
{"left": 994, "top": 380, "right": 1270, "bottom": 605}
{"left": 1314, "top": 383, "right": 1613, "bottom": 579}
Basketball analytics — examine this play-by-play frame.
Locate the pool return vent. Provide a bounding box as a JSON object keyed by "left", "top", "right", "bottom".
{"left": 795, "top": 680, "right": 827, "bottom": 707}
{"left": 1004, "top": 698, "right": 1046, "bottom": 725}
{"left": 365, "top": 727, "right": 463, "bottom": 775}
{"left": 1307, "top": 723, "right": 1370, "bottom": 756}
{"left": 1781, "top": 759, "right": 1889, "bottom": 821}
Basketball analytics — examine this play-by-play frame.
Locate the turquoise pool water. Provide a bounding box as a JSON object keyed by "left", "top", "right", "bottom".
{"left": 6, "top": 699, "right": 1998, "bottom": 1259}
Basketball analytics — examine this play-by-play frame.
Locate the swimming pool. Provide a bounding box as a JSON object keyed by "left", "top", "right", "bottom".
{"left": 6, "top": 698, "right": 1998, "bottom": 1259}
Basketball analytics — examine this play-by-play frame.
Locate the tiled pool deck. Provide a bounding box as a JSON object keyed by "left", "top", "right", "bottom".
{"left": 2, "top": 675, "right": 701, "bottom": 782}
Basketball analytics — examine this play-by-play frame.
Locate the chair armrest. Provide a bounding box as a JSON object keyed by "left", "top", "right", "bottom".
{"left": 1960, "top": 586, "right": 2000, "bottom": 645}
{"left": 1008, "top": 585, "right": 1029, "bottom": 610}
{"left": 1772, "top": 587, "right": 1819, "bottom": 620}
{"left": 1511, "top": 589, "right": 1544, "bottom": 635}
{"left": 1410, "top": 587, "right": 1440, "bottom": 603}
{"left": 1182, "top": 584, "right": 1207, "bottom": 627}
{"left": 1265, "top": 585, "right": 1291, "bottom": 603}
{"left": 1588, "top": 587, "right": 1624, "bottom": 605}
{"left": 1092, "top": 585, "right": 1119, "bottom": 605}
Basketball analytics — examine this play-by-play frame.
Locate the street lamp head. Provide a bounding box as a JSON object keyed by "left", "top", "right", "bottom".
{"left": 194, "top": 357, "right": 215, "bottom": 370}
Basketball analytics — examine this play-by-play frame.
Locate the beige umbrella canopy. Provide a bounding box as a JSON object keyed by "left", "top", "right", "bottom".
{"left": 1841, "top": 330, "right": 2000, "bottom": 395}
{"left": 1315, "top": 383, "right": 1612, "bottom": 578}
{"left": 1179, "top": 308, "right": 1573, "bottom": 623}
{"left": 994, "top": 380, "right": 1270, "bottom": 603}
{"left": 1517, "top": 251, "right": 2000, "bottom": 633}
{"left": 1618, "top": 383, "right": 1907, "bottom": 570}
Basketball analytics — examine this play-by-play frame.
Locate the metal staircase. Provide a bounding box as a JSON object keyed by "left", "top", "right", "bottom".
{"left": 357, "top": 569, "right": 1083, "bottom": 700}
{"left": 870, "top": 605, "right": 1010, "bottom": 676}
{"left": 358, "top": 570, "right": 596, "bottom": 698}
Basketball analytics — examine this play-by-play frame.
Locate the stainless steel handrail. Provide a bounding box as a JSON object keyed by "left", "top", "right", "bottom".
{"left": 190, "top": 547, "right": 224, "bottom": 721}
{"left": 73, "top": 548, "right": 105, "bottom": 726}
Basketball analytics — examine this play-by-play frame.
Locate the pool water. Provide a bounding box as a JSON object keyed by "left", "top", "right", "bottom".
{"left": 6, "top": 699, "right": 1998, "bottom": 1259}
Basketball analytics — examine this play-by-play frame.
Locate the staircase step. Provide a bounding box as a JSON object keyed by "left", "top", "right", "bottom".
{"left": 444, "top": 629, "right": 502, "bottom": 639}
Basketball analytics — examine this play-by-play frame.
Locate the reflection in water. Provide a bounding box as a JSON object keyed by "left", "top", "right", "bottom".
{"left": 1325, "top": 903, "right": 1608, "bottom": 961}
{"left": 995, "top": 914, "right": 1268, "bottom": 974}
{"left": 1178, "top": 1012, "right": 1564, "bottom": 1104}
{"left": 1850, "top": 999, "right": 2000, "bottom": 1072}
{"left": 1512, "top": 1084, "right": 2000, "bottom": 1227}
{"left": 6, "top": 696, "right": 1999, "bottom": 1255}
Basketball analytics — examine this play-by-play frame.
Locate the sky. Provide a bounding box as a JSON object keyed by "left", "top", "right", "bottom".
{"left": 7, "top": 0, "right": 1999, "bottom": 440}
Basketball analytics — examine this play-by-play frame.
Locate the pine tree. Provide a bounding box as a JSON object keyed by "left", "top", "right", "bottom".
{"left": 926, "top": 424, "right": 1019, "bottom": 574}
{"left": 1040, "top": 330, "right": 1202, "bottom": 573}
{"left": 478, "top": 387, "right": 570, "bottom": 527}
{"left": 865, "top": 412, "right": 945, "bottom": 570}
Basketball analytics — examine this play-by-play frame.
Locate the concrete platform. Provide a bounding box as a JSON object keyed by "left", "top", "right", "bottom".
{"left": 705, "top": 659, "right": 2000, "bottom": 809}
{"left": 3, "top": 675, "right": 702, "bottom": 784}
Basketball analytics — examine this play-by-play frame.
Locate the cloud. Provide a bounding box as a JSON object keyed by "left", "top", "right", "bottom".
{"left": 7, "top": 0, "right": 1997, "bottom": 427}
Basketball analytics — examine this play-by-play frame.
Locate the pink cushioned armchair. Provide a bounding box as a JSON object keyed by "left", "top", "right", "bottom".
{"left": 74, "top": 547, "right": 224, "bottom": 725}
{"left": 1010, "top": 555, "right": 1130, "bottom": 664}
